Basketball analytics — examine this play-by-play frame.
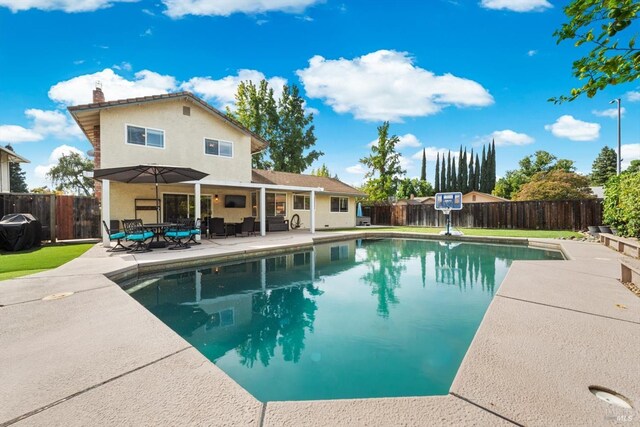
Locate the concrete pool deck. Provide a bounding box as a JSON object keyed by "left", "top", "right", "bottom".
{"left": 1, "top": 231, "right": 638, "bottom": 426}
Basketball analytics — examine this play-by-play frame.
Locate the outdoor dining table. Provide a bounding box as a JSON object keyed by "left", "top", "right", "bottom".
{"left": 143, "top": 223, "right": 177, "bottom": 248}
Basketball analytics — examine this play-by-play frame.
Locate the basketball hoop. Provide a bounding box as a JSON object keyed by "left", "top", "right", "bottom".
{"left": 434, "top": 192, "right": 463, "bottom": 236}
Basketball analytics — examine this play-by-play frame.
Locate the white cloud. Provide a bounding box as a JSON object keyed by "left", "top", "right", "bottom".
{"left": 626, "top": 90, "right": 640, "bottom": 102}
{"left": 48, "top": 68, "right": 178, "bottom": 106}
{"left": 480, "top": 0, "right": 551, "bottom": 12}
{"left": 0, "top": 0, "right": 138, "bottom": 12}
{"left": 0, "top": 125, "right": 42, "bottom": 143}
{"left": 411, "top": 146, "right": 459, "bottom": 161}
{"left": 479, "top": 129, "right": 534, "bottom": 146}
{"left": 26, "top": 109, "right": 83, "bottom": 139}
{"left": 181, "top": 69, "right": 287, "bottom": 110}
{"left": 34, "top": 144, "right": 86, "bottom": 179}
{"left": 368, "top": 133, "right": 421, "bottom": 149}
{"left": 527, "top": 50, "right": 537, "bottom": 56}
{"left": 0, "top": 109, "right": 81, "bottom": 143}
{"left": 141, "top": 28, "right": 153, "bottom": 37}
{"left": 544, "top": 115, "right": 600, "bottom": 141}
{"left": 592, "top": 107, "right": 626, "bottom": 118}
{"left": 621, "top": 143, "right": 640, "bottom": 169}
{"left": 162, "top": 0, "right": 322, "bottom": 18}
{"left": 297, "top": 50, "right": 494, "bottom": 122}
{"left": 113, "top": 62, "right": 132, "bottom": 71}
{"left": 398, "top": 155, "right": 413, "bottom": 170}
{"left": 346, "top": 164, "right": 366, "bottom": 175}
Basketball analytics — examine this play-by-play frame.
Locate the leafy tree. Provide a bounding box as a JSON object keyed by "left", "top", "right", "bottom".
{"left": 227, "top": 80, "right": 278, "bottom": 169}
{"left": 270, "top": 85, "right": 323, "bottom": 173}
{"left": 603, "top": 171, "right": 640, "bottom": 237}
{"left": 434, "top": 153, "right": 440, "bottom": 193}
{"left": 626, "top": 159, "right": 640, "bottom": 173}
{"left": 494, "top": 151, "right": 576, "bottom": 199}
{"left": 4, "top": 144, "right": 28, "bottom": 193}
{"left": 420, "top": 149, "right": 427, "bottom": 181}
{"left": 30, "top": 186, "right": 53, "bottom": 194}
{"left": 396, "top": 178, "right": 434, "bottom": 199}
{"left": 311, "top": 163, "right": 331, "bottom": 177}
{"left": 551, "top": 0, "right": 640, "bottom": 103}
{"left": 591, "top": 146, "right": 618, "bottom": 185}
{"left": 360, "top": 122, "right": 405, "bottom": 201}
{"left": 46, "top": 153, "right": 94, "bottom": 196}
{"left": 513, "top": 170, "right": 593, "bottom": 201}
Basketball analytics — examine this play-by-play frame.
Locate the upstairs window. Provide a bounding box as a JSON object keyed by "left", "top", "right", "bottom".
{"left": 205, "top": 139, "right": 233, "bottom": 158}
{"left": 330, "top": 197, "right": 349, "bottom": 212}
{"left": 126, "top": 125, "right": 164, "bottom": 148}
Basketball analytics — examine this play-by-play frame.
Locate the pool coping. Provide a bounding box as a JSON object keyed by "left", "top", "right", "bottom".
{"left": 1, "top": 231, "right": 638, "bottom": 426}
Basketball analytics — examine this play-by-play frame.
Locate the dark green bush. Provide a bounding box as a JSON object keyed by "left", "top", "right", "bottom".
{"left": 604, "top": 172, "right": 640, "bottom": 237}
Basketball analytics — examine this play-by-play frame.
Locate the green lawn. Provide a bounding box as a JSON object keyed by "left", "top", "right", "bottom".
{"left": 0, "top": 243, "right": 94, "bottom": 281}
{"left": 323, "top": 227, "right": 583, "bottom": 239}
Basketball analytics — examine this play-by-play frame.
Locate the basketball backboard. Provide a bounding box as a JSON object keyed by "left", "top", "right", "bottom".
{"left": 434, "top": 192, "right": 463, "bottom": 211}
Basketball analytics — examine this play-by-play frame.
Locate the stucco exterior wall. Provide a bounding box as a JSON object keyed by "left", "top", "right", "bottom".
{"left": 99, "top": 98, "right": 253, "bottom": 183}
{"left": 0, "top": 151, "right": 9, "bottom": 193}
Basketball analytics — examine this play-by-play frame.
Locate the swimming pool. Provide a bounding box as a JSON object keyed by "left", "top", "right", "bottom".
{"left": 121, "top": 238, "right": 563, "bottom": 402}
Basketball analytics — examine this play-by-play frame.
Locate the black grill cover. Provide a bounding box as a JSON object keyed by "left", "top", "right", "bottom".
{"left": 0, "top": 213, "right": 42, "bottom": 251}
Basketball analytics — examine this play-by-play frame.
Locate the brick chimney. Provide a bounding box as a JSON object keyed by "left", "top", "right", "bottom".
{"left": 93, "top": 81, "right": 105, "bottom": 103}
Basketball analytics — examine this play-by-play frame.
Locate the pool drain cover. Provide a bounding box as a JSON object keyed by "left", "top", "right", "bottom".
{"left": 42, "top": 292, "right": 74, "bottom": 301}
{"left": 589, "top": 386, "right": 633, "bottom": 409}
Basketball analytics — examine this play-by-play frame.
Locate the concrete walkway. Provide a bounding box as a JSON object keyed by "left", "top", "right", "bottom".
{"left": 1, "top": 232, "right": 638, "bottom": 426}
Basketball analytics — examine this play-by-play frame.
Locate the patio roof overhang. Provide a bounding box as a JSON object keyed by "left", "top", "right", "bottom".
{"left": 182, "top": 178, "right": 324, "bottom": 193}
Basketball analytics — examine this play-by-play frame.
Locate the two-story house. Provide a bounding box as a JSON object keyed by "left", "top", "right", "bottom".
{"left": 0, "top": 146, "right": 29, "bottom": 193}
{"left": 68, "top": 87, "right": 363, "bottom": 245}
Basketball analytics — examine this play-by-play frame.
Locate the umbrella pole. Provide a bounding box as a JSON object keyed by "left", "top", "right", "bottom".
{"left": 155, "top": 182, "right": 160, "bottom": 223}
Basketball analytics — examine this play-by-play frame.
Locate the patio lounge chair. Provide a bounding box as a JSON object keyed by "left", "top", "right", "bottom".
{"left": 122, "top": 219, "right": 154, "bottom": 252}
{"left": 102, "top": 220, "right": 128, "bottom": 252}
{"left": 266, "top": 216, "right": 289, "bottom": 232}
{"left": 236, "top": 217, "right": 256, "bottom": 237}
{"left": 209, "top": 217, "right": 226, "bottom": 239}
{"left": 165, "top": 221, "right": 191, "bottom": 250}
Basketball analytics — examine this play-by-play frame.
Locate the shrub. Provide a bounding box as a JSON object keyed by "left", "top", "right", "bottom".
{"left": 513, "top": 170, "right": 593, "bottom": 201}
{"left": 603, "top": 172, "right": 640, "bottom": 237}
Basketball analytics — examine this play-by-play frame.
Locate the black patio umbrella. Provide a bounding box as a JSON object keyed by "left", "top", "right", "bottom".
{"left": 93, "top": 164, "right": 209, "bottom": 223}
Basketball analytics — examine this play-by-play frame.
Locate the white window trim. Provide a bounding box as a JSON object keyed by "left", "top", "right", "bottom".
{"left": 125, "top": 123, "right": 165, "bottom": 149}
{"left": 266, "top": 192, "right": 287, "bottom": 217}
{"left": 204, "top": 137, "right": 234, "bottom": 158}
{"left": 330, "top": 196, "right": 349, "bottom": 213}
{"left": 292, "top": 194, "right": 310, "bottom": 211}
{"left": 162, "top": 192, "right": 212, "bottom": 219}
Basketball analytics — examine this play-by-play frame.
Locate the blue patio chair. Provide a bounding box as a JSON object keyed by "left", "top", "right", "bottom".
{"left": 178, "top": 218, "right": 201, "bottom": 245}
{"left": 122, "top": 219, "right": 154, "bottom": 252}
{"left": 102, "top": 220, "right": 128, "bottom": 252}
{"left": 165, "top": 221, "right": 191, "bottom": 250}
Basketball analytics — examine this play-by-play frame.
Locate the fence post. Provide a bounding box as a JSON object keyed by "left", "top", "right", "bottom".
{"left": 49, "top": 194, "right": 56, "bottom": 243}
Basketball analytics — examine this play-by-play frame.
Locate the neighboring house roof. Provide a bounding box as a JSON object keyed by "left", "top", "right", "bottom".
{"left": 252, "top": 169, "right": 365, "bottom": 196}
{"left": 462, "top": 191, "right": 508, "bottom": 202}
{"left": 67, "top": 91, "right": 268, "bottom": 153}
{"left": 590, "top": 186, "right": 604, "bottom": 199}
{"left": 0, "top": 146, "right": 30, "bottom": 163}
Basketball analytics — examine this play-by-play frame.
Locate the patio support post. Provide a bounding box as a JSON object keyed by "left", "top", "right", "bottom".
{"left": 194, "top": 182, "right": 201, "bottom": 242}
{"left": 310, "top": 190, "right": 316, "bottom": 234}
{"left": 260, "top": 186, "right": 266, "bottom": 236}
{"left": 102, "top": 179, "right": 110, "bottom": 247}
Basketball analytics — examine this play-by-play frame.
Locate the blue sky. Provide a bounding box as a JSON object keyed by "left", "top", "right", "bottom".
{"left": 0, "top": 0, "right": 639, "bottom": 190}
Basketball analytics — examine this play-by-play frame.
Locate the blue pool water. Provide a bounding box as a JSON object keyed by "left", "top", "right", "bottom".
{"left": 121, "top": 238, "right": 563, "bottom": 401}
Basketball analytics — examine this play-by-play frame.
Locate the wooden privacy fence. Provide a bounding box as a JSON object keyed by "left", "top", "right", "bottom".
{"left": 363, "top": 199, "right": 603, "bottom": 231}
{"left": 0, "top": 193, "right": 100, "bottom": 241}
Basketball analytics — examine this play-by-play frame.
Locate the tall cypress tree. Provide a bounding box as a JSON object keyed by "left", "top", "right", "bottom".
{"left": 440, "top": 154, "right": 447, "bottom": 193}
{"left": 490, "top": 139, "right": 496, "bottom": 192}
{"left": 456, "top": 146, "right": 463, "bottom": 191}
{"left": 468, "top": 149, "right": 475, "bottom": 192}
{"left": 480, "top": 145, "right": 487, "bottom": 192}
{"left": 451, "top": 159, "right": 457, "bottom": 192}
{"left": 420, "top": 148, "right": 427, "bottom": 181}
{"left": 434, "top": 153, "right": 440, "bottom": 193}
{"left": 475, "top": 153, "right": 481, "bottom": 191}
{"left": 446, "top": 151, "right": 452, "bottom": 192}
{"left": 460, "top": 148, "right": 468, "bottom": 193}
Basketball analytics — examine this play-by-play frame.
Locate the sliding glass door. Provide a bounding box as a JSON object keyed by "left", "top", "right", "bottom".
{"left": 163, "top": 194, "right": 212, "bottom": 222}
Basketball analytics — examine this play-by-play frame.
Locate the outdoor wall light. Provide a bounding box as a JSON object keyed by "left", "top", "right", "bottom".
{"left": 214, "top": 194, "right": 219, "bottom": 201}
